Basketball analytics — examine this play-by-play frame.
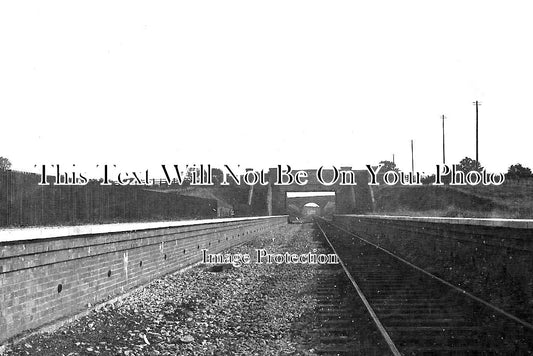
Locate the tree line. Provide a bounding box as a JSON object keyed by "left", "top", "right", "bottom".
{"left": 377, "top": 157, "right": 533, "bottom": 182}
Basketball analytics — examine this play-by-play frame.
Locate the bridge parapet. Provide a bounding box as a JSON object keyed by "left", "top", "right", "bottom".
{"left": 0, "top": 216, "right": 287, "bottom": 343}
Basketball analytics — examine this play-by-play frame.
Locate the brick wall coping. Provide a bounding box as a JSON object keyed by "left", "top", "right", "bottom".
{"left": 0, "top": 216, "right": 287, "bottom": 243}
{"left": 337, "top": 214, "right": 533, "bottom": 229}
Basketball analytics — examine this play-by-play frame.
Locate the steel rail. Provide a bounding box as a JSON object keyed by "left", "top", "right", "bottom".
{"left": 315, "top": 219, "right": 402, "bottom": 356}
{"left": 326, "top": 219, "right": 533, "bottom": 332}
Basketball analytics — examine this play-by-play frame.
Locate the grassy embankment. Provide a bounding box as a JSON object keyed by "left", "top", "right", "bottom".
{"left": 370, "top": 180, "right": 533, "bottom": 219}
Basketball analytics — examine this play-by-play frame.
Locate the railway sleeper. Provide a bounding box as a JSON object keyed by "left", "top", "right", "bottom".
{"left": 382, "top": 318, "right": 471, "bottom": 327}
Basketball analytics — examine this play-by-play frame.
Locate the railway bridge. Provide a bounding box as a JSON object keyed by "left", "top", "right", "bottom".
{"left": 266, "top": 167, "right": 374, "bottom": 215}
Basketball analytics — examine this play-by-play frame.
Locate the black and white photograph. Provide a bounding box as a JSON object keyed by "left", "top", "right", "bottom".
{"left": 1, "top": 1, "right": 533, "bottom": 355}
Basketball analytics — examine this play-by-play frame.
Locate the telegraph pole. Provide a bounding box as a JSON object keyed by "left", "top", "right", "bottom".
{"left": 411, "top": 140, "right": 414, "bottom": 175}
{"left": 473, "top": 101, "right": 481, "bottom": 163}
{"left": 442, "top": 115, "right": 446, "bottom": 164}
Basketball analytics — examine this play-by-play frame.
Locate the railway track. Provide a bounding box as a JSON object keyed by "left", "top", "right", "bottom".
{"left": 307, "top": 239, "right": 391, "bottom": 355}
{"left": 314, "top": 218, "right": 533, "bottom": 355}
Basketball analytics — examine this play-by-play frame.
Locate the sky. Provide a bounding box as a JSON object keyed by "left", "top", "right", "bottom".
{"left": 1, "top": 1, "right": 532, "bottom": 177}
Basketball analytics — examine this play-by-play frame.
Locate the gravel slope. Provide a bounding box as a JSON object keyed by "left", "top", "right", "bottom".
{"left": 3, "top": 224, "right": 328, "bottom": 356}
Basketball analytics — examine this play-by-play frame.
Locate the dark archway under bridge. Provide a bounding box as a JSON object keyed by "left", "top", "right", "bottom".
{"left": 286, "top": 193, "right": 336, "bottom": 218}
{"left": 286, "top": 194, "right": 336, "bottom": 211}
{"left": 266, "top": 167, "right": 373, "bottom": 215}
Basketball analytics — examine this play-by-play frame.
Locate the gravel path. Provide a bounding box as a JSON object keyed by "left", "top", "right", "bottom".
{"left": 3, "top": 224, "right": 330, "bottom": 356}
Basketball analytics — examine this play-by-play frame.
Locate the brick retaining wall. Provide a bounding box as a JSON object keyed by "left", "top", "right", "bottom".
{"left": 0, "top": 216, "right": 287, "bottom": 342}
